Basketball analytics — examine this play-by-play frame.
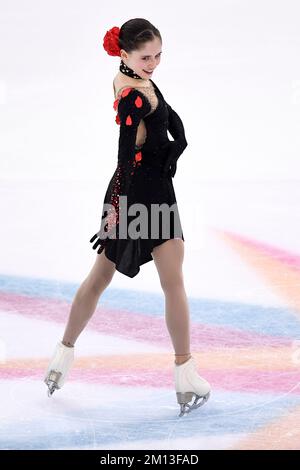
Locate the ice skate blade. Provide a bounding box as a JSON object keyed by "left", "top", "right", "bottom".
{"left": 177, "top": 391, "right": 210, "bottom": 417}
{"left": 46, "top": 381, "right": 58, "bottom": 397}
{"left": 44, "top": 370, "right": 62, "bottom": 397}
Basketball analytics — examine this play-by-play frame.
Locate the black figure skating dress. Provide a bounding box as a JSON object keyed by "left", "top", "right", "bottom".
{"left": 89, "top": 78, "right": 188, "bottom": 278}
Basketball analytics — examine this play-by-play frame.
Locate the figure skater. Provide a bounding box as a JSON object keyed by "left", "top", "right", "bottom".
{"left": 44, "top": 18, "right": 211, "bottom": 417}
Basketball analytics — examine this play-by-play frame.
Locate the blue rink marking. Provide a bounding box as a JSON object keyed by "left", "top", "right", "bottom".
{"left": 1, "top": 274, "right": 300, "bottom": 338}
{"left": 0, "top": 389, "right": 299, "bottom": 450}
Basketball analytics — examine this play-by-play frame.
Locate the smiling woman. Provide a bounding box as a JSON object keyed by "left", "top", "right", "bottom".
{"left": 44, "top": 17, "right": 211, "bottom": 419}
{"left": 142, "top": 51, "right": 163, "bottom": 74}
{"left": 119, "top": 35, "right": 162, "bottom": 79}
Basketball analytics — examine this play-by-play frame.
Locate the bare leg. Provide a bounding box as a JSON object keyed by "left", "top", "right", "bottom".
{"left": 62, "top": 250, "right": 116, "bottom": 347}
{"left": 152, "top": 239, "right": 191, "bottom": 365}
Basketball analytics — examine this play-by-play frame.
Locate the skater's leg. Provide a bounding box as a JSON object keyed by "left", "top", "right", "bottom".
{"left": 62, "top": 250, "right": 116, "bottom": 346}
{"left": 152, "top": 239, "right": 191, "bottom": 365}
{"left": 152, "top": 239, "right": 211, "bottom": 416}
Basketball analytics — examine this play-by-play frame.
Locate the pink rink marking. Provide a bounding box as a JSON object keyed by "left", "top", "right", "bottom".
{"left": 1, "top": 367, "right": 300, "bottom": 395}
{"left": 0, "top": 292, "right": 289, "bottom": 349}
{"left": 215, "top": 228, "right": 300, "bottom": 271}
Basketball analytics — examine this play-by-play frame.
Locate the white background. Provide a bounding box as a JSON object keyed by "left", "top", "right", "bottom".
{"left": 1, "top": 0, "right": 299, "bottom": 182}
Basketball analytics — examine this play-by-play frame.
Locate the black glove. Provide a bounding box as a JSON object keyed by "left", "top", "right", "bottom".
{"left": 162, "top": 102, "right": 188, "bottom": 177}
{"left": 162, "top": 140, "right": 185, "bottom": 177}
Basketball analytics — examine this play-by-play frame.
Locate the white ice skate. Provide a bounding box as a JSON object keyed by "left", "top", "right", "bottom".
{"left": 44, "top": 341, "right": 74, "bottom": 397}
{"left": 174, "top": 356, "right": 211, "bottom": 417}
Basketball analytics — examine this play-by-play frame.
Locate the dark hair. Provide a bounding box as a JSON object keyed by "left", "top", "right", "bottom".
{"left": 119, "top": 18, "right": 162, "bottom": 54}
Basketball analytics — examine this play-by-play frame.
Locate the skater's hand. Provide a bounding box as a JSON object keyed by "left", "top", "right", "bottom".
{"left": 162, "top": 140, "right": 186, "bottom": 178}
{"left": 169, "top": 160, "right": 177, "bottom": 178}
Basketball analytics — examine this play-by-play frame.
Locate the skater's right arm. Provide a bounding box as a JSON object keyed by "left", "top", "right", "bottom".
{"left": 115, "top": 87, "right": 152, "bottom": 195}
{"left": 89, "top": 88, "right": 152, "bottom": 248}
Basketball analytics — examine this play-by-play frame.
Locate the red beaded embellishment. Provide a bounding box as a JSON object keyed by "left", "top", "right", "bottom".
{"left": 113, "top": 87, "right": 144, "bottom": 126}
{"left": 135, "top": 151, "right": 142, "bottom": 162}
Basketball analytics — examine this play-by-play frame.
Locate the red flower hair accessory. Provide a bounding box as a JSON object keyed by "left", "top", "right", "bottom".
{"left": 103, "top": 26, "right": 121, "bottom": 56}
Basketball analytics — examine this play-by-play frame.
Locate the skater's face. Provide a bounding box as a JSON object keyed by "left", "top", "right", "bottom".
{"left": 120, "top": 37, "right": 162, "bottom": 80}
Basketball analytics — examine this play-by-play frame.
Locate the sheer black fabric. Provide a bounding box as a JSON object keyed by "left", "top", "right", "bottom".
{"left": 89, "top": 79, "right": 188, "bottom": 277}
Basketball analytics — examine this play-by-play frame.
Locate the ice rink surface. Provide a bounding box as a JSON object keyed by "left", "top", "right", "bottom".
{"left": 1, "top": 179, "right": 300, "bottom": 450}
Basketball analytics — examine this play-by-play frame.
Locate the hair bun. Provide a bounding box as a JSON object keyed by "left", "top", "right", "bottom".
{"left": 103, "top": 26, "right": 121, "bottom": 56}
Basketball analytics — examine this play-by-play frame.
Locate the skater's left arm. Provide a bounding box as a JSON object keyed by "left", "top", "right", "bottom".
{"left": 165, "top": 102, "right": 188, "bottom": 150}
{"left": 162, "top": 102, "right": 188, "bottom": 177}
